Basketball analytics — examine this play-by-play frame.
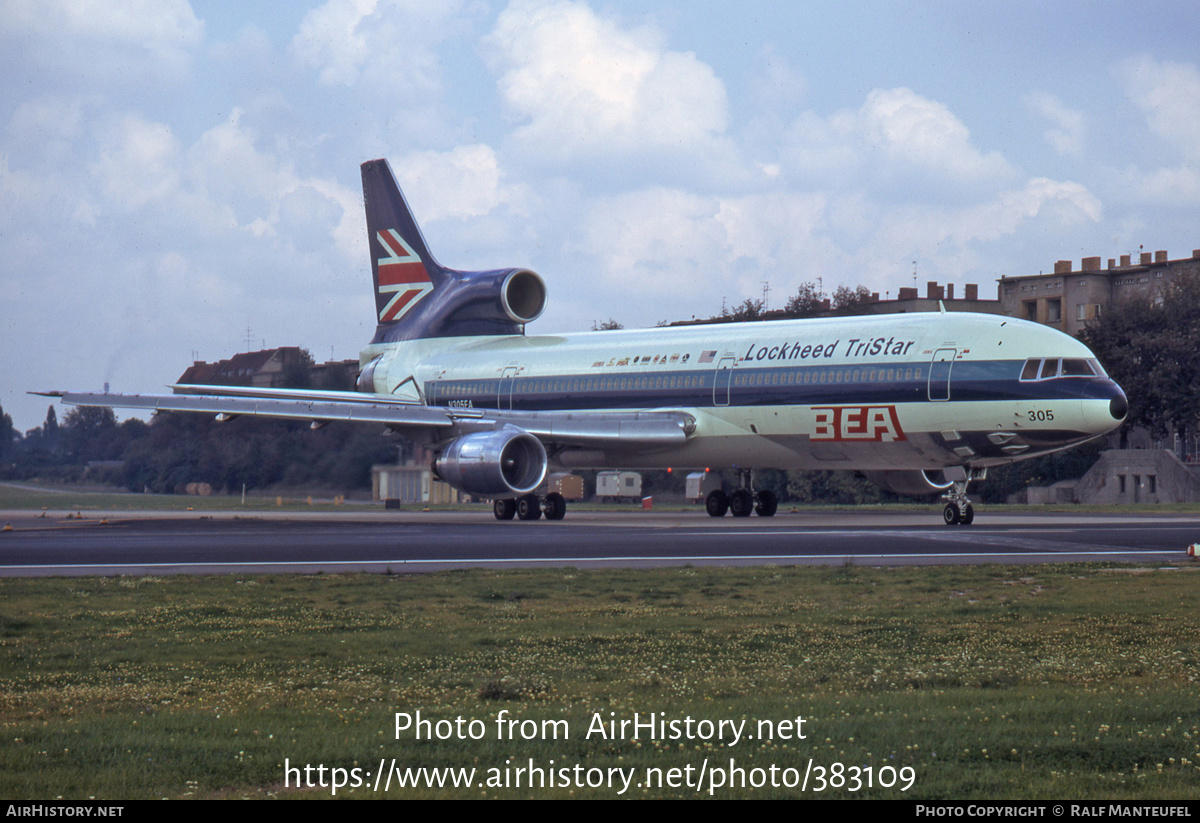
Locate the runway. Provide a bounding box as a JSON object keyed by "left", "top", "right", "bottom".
{"left": 1, "top": 508, "right": 1196, "bottom": 575}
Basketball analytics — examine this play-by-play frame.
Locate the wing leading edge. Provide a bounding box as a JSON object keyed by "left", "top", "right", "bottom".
{"left": 44, "top": 390, "right": 693, "bottom": 450}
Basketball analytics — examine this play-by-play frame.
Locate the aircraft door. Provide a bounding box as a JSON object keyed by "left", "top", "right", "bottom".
{"left": 928, "top": 349, "right": 956, "bottom": 401}
{"left": 498, "top": 366, "right": 518, "bottom": 410}
{"left": 713, "top": 357, "right": 735, "bottom": 406}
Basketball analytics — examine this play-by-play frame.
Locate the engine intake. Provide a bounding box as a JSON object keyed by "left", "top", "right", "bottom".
{"left": 502, "top": 269, "right": 546, "bottom": 324}
{"left": 433, "top": 427, "right": 547, "bottom": 496}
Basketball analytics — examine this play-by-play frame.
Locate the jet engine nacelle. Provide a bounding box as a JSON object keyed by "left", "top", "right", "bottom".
{"left": 433, "top": 426, "right": 548, "bottom": 496}
{"left": 499, "top": 269, "right": 546, "bottom": 324}
{"left": 861, "top": 469, "right": 956, "bottom": 498}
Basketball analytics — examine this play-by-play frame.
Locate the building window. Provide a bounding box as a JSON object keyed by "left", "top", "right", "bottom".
{"left": 1024, "top": 301, "right": 1038, "bottom": 321}
{"left": 1148, "top": 475, "right": 1157, "bottom": 494}
{"left": 1076, "top": 304, "right": 1087, "bottom": 320}
{"left": 1118, "top": 475, "right": 1126, "bottom": 494}
{"left": 1047, "top": 299, "right": 1062, "bottom": 322}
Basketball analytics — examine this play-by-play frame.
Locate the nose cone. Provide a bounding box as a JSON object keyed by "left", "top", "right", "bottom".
{"left": 1108, "top": 383, "right": 1128, "bottom": 422}
{"left": 1083, "top": 379, "right": 1127, "bottom": 436}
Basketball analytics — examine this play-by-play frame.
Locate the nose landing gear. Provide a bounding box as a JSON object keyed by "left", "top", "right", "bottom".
{"left": 941, "top": 467, "right": 985, "bottom": 526}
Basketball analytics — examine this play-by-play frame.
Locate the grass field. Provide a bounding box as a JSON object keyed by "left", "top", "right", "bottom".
{"left": 2, "top": 563, "right": 1198, "bottom": 799}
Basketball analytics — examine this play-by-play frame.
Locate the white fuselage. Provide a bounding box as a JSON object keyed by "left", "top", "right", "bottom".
{"left": 360, "top": 311, "right": 1124, "bottom": 472}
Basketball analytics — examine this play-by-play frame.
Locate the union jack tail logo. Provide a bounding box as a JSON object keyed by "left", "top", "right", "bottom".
{"left": 376, "top": 229, "right": 433, "bottom": 322}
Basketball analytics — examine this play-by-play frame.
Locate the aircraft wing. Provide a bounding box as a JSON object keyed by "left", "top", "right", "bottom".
{"left": 40, "top": 387, "right": 694, "bottom": 449}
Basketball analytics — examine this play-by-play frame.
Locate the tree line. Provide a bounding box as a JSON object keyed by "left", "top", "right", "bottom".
{"left": 0, "top": 392, "right": 399, "bottom": 494}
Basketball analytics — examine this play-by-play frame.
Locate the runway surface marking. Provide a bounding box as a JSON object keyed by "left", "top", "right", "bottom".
{"left": 0, "top": 548, "right": 1181, "bottom": 572}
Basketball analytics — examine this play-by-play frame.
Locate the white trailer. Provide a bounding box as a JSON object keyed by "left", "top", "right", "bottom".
{"left": 596, "top": 471, "right": 642, "bottom": 502}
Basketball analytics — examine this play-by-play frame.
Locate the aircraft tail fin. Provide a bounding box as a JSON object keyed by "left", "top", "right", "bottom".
{"left": 361, "top": 157, "right": 545, "bottom": 343}
{"left": 361, "top": 159, "right": 444, "bottom": 326}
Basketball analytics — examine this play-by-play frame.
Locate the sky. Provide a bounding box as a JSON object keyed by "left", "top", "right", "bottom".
{"left": 3, "top": 0, "right": 1199, "bottom": 431}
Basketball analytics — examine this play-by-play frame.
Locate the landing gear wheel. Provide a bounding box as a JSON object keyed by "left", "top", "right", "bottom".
{"left": 960, "top": 503, "right": 974, "bottom": 526}
{"left": 705, "top": 490, "right": 729, "bottom": 517}
{"left": 493, "top": 498, "right": 516, "bottom": 520}
{"left": 730, "top": 489, "right": 754, "bottom": 517}
{"left": 943, "top": 502, "right": 962, "bottom": 526}
{"left": 543, "top": 492, "right": 567, "bottom": 521}
{"left": 517, "top": 494, "right": 542, "bottom": 521}
{"left": 755, "top": 489, "right": 778, "bottom": 517}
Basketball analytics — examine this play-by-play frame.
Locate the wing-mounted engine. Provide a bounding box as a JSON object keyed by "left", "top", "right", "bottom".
{"left": 861, "top": 469, "right": 955, "bottom": 498}
{"left": 433, "top": 426, "right": 548, "bottom": 496}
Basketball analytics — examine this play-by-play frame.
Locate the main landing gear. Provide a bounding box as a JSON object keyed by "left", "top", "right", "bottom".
{"left": 493, "top": 492, "right": 567, "bottom": 522}
{"left": 706, "top": 469, "right": 778, "bottom": 518}
{"left": 940, "top": 468, "right": 986, "bottom": 526}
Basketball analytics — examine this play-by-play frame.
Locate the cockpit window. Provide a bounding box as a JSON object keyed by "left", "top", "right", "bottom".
{"left": 1020, "top": 357, "right": 1100, "bottom": 381}
{"left": 1060, "top": 358, "right": 1096, "bottom": 377}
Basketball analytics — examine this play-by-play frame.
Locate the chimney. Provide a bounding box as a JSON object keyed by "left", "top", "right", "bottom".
{"left": 1082, "top": 256, "right": 1101, "bottom": 271}
{"left": 1054, "top": 260, "right": 1072, "bottom": 274}
{"left": 926, "top": 281, "right": 943, "bottom": 300}
{"left": 1120, "top": 254, "right": 1131, "bottom": 267}
{"left": 946, "top": 283, "right": 955, "bottom": 299}
{"left": 965, "top": 283, "right": 978, "bottom": 300}
{"left": 898, "top": 287, "right": 918, "bottom": 300}
{"left": 1140, "top": 252, "right": 1152, "bottom": 265}
{"left": 1108, "top": 259, "right": 1116, "bottom": 269}
{"left": 1155, "top": 250, "right": 1167, "bottom": 263}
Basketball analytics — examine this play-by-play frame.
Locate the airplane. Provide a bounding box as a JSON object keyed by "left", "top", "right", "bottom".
{"left": 42, "top": 158, "right": 1129, "bottom": 526}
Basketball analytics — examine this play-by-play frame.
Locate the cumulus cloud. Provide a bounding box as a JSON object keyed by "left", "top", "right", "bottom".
{"left": 394, "top": 144, "right": 515, "bottom": 223}
{"left": 575, "top": 170, "right": 1102, "bottom": 320}
{"left": 484, "top": 0, "right": 728, "bottom": 160}
{"left": 876, "top": 178, "right": 1101, "bottom": 254}
{"left": 1117, "top": 55, "right": 1200, "bottom": 159}
{"left": 0, "top": 0, "right": 203, "bottom": 83}
{"left": 291, "top": 0, "right": 461, "bottom": 97}
{"left": 783, "top": 87, "right": 1014, "bottom": 185}
{"left": 581, "top": 188, "right": 836, "bottom": 307}
{"left": 1025, "top": 91, "right": 1084, "bottom": 156}
{"left": 92, "top": 114, "right": 184, "bottom": 211}
{"left": 1111, "top": 56, "right": 1200, "bottom": 205}
{"left": 583, "top": 188, "right": 728, "bottom": 293}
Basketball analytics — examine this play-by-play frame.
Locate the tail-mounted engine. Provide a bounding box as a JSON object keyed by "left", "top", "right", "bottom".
{"left": 433, "top": 426, "right": 548, "bottom": 496}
